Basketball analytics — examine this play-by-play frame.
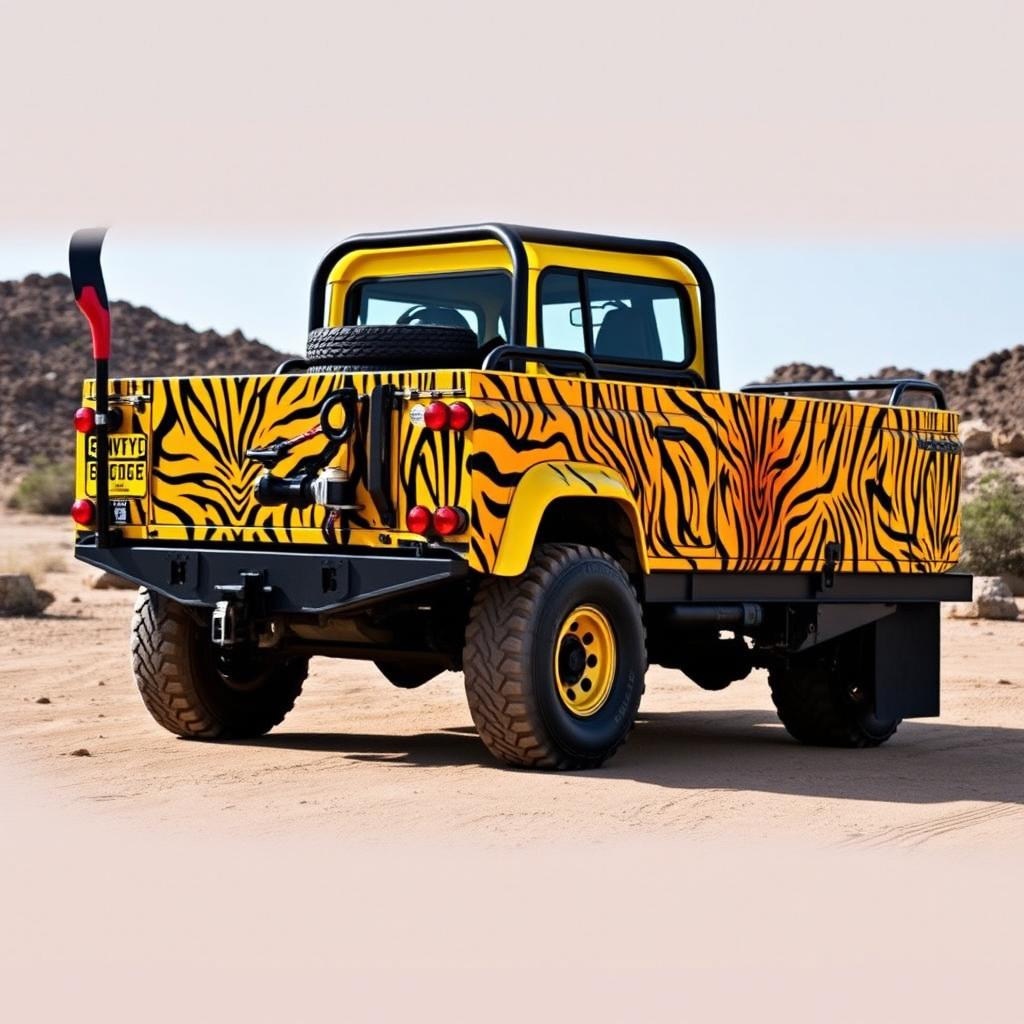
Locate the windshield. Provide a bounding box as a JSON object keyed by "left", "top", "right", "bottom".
{"left": 347, "top": 271, "right": 511, "bottom": 345}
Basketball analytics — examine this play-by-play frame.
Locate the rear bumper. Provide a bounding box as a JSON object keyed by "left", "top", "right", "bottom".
{"left": 74, "top": 542, "right": 468, "bottom": 614}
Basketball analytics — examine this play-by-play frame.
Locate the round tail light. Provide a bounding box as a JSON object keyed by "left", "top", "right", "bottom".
{"left": 74, "top": 407, "right": 96, "bottom": 433}
{"left": 423, "top": 401, "right": 450, "bottom": 431}
{"left": 70, "top": 498, "right": 96, "bottom": 525}
{"left": 448, "top": 402, "right": 472, "bottom": 431}
{"left": 433, "top": 505, "right": 467, "bottom": 536}
{"left": 406, "top": 504, "right": 432, "bottom": 535}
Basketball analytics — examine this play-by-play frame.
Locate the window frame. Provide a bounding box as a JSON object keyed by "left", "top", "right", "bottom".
{"left": 343, "top": 269, "right": 513, "bottom": 345}
{"left": 535, "top": 267, "right": 590, "bottom": 355}
{"left": 536, "top": 266, "right": 697, "bottom": 374}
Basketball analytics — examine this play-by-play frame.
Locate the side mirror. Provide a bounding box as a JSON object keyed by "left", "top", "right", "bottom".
{"left": 569, "top": 301, "right": 621, "bottom": 329}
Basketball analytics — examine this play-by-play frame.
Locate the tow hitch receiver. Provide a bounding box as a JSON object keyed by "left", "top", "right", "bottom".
{"left": 211, "top": 601, "right": 239, "bottom": 647}
{"left": 212, "top": 571, "right": 271, "bottom": 647}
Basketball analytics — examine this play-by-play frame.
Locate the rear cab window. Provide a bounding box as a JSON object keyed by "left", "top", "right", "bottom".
{"left": 538, "top": 268, "right": 694, "bottom": 370}
{"left": 346, "top": 271, "right": 511, "bottom": 346}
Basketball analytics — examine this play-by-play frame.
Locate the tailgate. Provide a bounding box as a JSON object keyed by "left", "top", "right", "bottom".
{"left": 77, "top": 371, "right": 473, "bottom": 548}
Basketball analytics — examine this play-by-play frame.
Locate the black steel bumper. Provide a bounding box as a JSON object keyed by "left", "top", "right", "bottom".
{"left": 74, "top": 542, "right": 468, "bottom": 614}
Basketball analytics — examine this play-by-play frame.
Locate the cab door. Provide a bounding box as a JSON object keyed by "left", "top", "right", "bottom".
{"left": 534, "top": 261, "right": 718, "bottom": 564}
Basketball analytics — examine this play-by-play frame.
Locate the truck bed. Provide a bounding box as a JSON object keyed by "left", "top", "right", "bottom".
{"left": 76, "top": 367, "right": 961, "bottom": 578}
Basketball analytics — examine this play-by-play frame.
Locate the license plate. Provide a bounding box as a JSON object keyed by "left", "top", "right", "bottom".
{"left": 86, "top": 433, "right": 149, "bottom": 498}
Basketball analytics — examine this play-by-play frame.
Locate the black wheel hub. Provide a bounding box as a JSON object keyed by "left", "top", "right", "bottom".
{"left": 558, "top": 635, "right": 587, "bottom": 686}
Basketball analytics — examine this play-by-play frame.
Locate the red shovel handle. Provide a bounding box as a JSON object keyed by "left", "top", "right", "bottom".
{"left": 69, "top": 228, "right": 110, "bottom": 360}
{"left": 69, "top": 227, "right": 112, "bottom": 547}
{"left": 75, "top": 284, "right": 111, "bottom": 360}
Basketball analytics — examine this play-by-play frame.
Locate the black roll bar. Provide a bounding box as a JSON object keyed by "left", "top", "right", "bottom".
{"left": 482, "top": 344, "right": 598, "bottom": 378}
{"left": 308, "top": 223, "right": 720, "bottom": 389}
{"left": 308, "top": 225, "right": 530, "bottom": 354}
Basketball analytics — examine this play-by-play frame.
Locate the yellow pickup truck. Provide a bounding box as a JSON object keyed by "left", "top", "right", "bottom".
{"left": 70, "top": 224, "right": 968, "bottom": 769}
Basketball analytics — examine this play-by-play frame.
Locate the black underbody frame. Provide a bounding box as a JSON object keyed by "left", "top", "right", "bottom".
{"left": 76, "top": 538, "right": 967, "bottom": 720}
{"left": 76, "top": 538, "right": 971, "bottom": 616}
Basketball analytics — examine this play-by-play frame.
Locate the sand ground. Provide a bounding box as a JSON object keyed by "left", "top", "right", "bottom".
{"left": 3, "top": 512, "right": 1024, "bottom": 1022}
{"left": 2, "top": 511, "right": 1022, "bottom": 847}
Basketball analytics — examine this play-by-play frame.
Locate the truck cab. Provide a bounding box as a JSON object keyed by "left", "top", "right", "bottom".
{"left": 314, "top": 225, "right": 716, "bottom": 388}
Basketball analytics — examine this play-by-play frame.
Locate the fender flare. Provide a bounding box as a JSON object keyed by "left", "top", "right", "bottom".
{"left": 491, "top": 461, "right": 649, "bottom": 576}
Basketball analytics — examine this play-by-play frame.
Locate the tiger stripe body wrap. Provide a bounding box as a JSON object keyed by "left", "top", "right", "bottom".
{"left": 83, "top": 367, "right": 961, "bottom": 577}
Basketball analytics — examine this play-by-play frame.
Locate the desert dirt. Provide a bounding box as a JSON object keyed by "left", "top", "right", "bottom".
{"left": 4, "top": 511, "right": 1024, "bottom": 1022}
{"left": 3, "top": 511, "right": 1023, "bottom": 849}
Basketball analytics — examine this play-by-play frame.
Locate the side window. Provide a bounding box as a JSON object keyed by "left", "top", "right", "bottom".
{"left": 586, "top": 273, "right": 690, "bottom": 363}
{"left": 539, "top": 270, "right": 586, "bottom": 352}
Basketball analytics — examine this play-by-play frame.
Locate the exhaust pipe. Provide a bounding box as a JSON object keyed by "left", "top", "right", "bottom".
{"left": 665, "top": 603, "right": 763, "bottom": 629}
{"left": 69, "top": 228, "right": 111, "bottom": 548}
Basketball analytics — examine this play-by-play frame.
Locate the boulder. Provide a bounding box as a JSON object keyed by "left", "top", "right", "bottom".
{"left": 1002, "top": 574, "right": 1024, "bottom": 597}
{"left": 946, "top": 575, "right": 1020, "bottom": 620}
{"left": 959, "top": 419, "right": 993, "bottom": 454}
{"left": 91, "top": 571, "right": 137, "bottom": 591}
{"left": 0, "top": 573, "right": 54, "bottom": 616}
{"left": 994, "top": 430, "right": 1024, "bottom": 457}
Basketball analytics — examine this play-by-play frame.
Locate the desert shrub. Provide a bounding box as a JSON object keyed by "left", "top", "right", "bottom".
{"left": 960, "top": 472, "right": 1024, "bottom": 576}
{"left": 7, "top": 458, "right": 75, "bottom": 515}
{"left": 0, "top": 544, "right": 67, "bottom": 577}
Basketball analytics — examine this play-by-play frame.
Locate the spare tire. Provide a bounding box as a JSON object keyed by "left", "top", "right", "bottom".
{"left": 306, "top": 324, "right": 479, "bottom": 372}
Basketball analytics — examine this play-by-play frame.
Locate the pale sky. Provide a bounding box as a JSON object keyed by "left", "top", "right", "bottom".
{"left": 2, "top": 231, "right": 1022, "bottom": 389}
{"left": 2, "top": 0, "right": 1022, "bottom": 388}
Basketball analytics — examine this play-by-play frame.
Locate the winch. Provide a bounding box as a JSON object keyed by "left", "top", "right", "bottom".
{"left": 247, "top": 387, "right": 359, "bottom": 510}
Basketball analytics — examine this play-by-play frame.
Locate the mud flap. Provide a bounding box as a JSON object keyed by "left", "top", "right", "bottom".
{"left": 873, "top": 603, "right": 940, "bottom": 721}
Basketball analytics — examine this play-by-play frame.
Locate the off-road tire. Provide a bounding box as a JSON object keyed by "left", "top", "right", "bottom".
{"left": 306, "top": 324, "right": 479, "bottom": 372}
{"left": 768, "top": 633, "right": 900, "bottom": 748}
{"left": 463, "top": 544, "right": 646, "bottom": 770}
{"left": 130, "top": 588, "right": 307, "bottom": 739}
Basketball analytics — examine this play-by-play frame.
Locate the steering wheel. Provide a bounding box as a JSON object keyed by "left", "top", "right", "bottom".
{"left": 397, "top": 304, "right": 472, "bottom": 330}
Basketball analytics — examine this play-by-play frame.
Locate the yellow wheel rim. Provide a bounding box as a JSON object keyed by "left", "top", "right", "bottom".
{"left": 554, "top": 604, "right": 616, "bottom": 717}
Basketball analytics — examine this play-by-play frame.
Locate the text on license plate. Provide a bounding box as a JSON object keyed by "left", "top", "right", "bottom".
{"left": 86, "top": 433, "right": 149, "bottom": 497}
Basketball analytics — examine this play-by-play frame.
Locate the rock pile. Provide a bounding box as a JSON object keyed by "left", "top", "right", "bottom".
{"left": 0, "top": 273, "right": 288, "bottom": 474}
{"left": 957, "top": 420, "right": 1024, "bottom": 457}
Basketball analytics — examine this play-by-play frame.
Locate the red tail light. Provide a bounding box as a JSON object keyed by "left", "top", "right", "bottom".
{"left": 448, "top": 402, "right": 472, "bottom": 431}
{"left": 423, "top": 401, "right": 450, "bottom": 430}
{"left": 406, "top": 504, "right": 432, "bottom": 535}
{"left": 74, "top": 407, "right": 96, "bottom": 433}
{"left": 433, "top": 505, "right": 467, "bottom": 536}
{"left": 70, "top": 498, "right": 96, "bottom": 525}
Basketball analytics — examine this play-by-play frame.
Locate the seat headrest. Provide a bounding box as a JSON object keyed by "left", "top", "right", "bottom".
{"left": 594, "top": 307, "right": 641, "bottom": 358}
